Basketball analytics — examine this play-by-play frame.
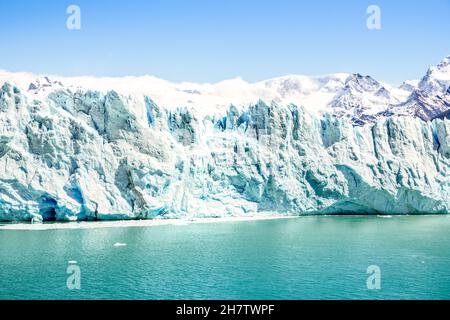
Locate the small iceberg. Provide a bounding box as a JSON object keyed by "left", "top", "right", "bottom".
{"left": 113, "top": 242, "right": 127, "bottom": 247}
{"left": 68, "top": 260, "right": 77, "bottom": 264}
{"left": 378, "top": 215, "right": 393, "bottom": 218}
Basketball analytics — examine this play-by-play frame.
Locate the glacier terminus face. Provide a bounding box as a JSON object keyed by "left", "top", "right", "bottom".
{"left": 0, "top": 57, "right": 449, "bottom": 221}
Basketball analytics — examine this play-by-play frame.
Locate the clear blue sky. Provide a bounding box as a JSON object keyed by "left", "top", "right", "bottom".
{"left": 0, "top": 0, "right": 449, "bottom": 84}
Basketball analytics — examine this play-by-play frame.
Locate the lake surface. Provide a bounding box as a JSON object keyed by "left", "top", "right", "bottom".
{"left": 1, "top": 215, "right": 450, "bottom": 299}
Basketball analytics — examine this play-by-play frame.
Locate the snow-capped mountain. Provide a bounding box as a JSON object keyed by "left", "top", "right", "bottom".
{"left": 383, "top": 56, "right": 450, "bottom": 121}
{"left": 328, "top": 73, "right": 399, "bottom": 125}
{"left": 419, "top": 56, "right": 450, "bottom": 93}
{"left": 381, "top": 89, "right": 450, "bottom": 121}
{"left": 2, "top": 55, "right": 448, "bottom": 125}
{"left": 0, "top": 56, "right": 449, "bottom": 221}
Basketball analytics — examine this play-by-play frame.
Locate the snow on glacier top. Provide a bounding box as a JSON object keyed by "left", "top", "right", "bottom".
{"left": 1, "top": 55, "right": 449, "bottom": 119}
{"left": 0, "top": 69, "right": 409, "bottom": 117}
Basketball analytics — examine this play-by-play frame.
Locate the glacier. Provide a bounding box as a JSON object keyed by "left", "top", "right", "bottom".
{"left": 0, "top": 85, "right": 449, "bottom": 221}
{"left": 0, "top": 57, "right": 449, "bottom": 221}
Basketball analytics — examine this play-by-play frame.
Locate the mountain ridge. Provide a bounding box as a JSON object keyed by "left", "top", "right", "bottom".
{"left": 1, "top": 55, "right": 449, "bottom": 125}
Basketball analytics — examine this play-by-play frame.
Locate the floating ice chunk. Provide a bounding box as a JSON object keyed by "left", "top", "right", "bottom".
{"left": 113, "top": 242, "right": 127, "bottom": 247}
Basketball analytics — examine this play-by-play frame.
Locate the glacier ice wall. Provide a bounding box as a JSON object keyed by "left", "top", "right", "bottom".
{"left": 0, "top": 82, "right": 449, "bottom": 221}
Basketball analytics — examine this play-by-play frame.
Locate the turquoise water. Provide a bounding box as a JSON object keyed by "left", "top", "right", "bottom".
{"left": 1, "top": 215, "right": 450, "bottom": 300}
